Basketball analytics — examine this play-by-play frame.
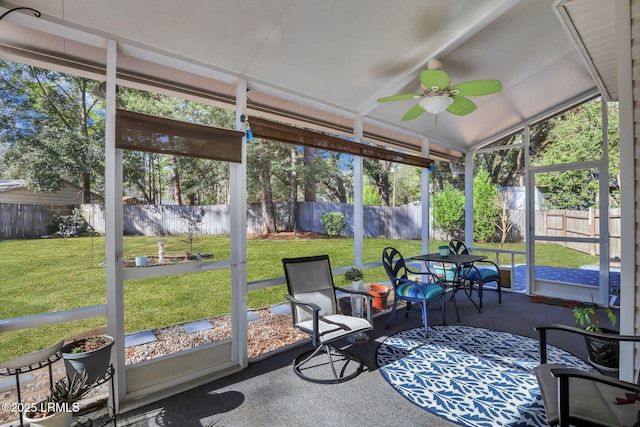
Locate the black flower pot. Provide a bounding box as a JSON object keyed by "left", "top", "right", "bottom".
{"left": 584, "top": 328, "right": 619, "bottom": 372}
{"left": 61, "top": 335, "right": 114, "bottom": 384}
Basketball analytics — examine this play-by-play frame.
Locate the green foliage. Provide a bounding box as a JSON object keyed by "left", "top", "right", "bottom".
{"left": 432, "top": 183, "right": 465, "bottom": 239}
{"left": 473, "top": 168, "right": 501, "bottom": 242}
{"left": 53, "top": 208, "right": 92, "bottom": 238}
{"left": 363, "top": 185, "right": 381, "bottom": 206}
{"left": 321, "top": 212, "right": 345, "bottom": 237}
{"left": 573, "top": 297, "right": 617, "bottom": 333}
{"left": 344, "top": 267, "right": 364, "bottom": 281}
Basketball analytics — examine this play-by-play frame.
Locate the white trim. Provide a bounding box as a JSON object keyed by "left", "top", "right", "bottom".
{"left": 616, "top": 0, "right": 635, "bottom": 383}
{"left": 232, "top": 79, "right": 249, "bottom": 369}
{"left": 421, "top": 138, "right": 430, "bottom": 254}
{"left": 464, "top": 152, "right": 473, "bottom": 248}
{"left": 354, "top": 117, "right": 364, "bottom": 268}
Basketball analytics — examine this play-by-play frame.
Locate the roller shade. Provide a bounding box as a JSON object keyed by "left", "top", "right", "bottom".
{"left": 116, "top": 109, "right": 244, "bottom": 162}
{"left": 248, "top": 117, "right": 432, "bottom": 168}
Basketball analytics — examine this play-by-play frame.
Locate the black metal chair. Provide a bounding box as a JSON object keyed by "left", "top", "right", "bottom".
{"left": 449, "top": 239, "right": 501, "bottom": 308}
{"left": 534, "top": 324, "right": 640, "bottom": 427}
{"left": 282, "top": 255, "right": 373, "bottom": 384}
{"left": 382, "top": 247, "right": 446, "bottom": 336}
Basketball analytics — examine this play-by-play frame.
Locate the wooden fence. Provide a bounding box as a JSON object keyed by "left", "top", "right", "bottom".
{"left": 534, "top": 208, "right": 621, "bottom": 258}
{"left": 0, "top": 202, "right": 622, "bottom": 258}
{"left": 0, "top": 203, "right": 75, "bottom": 239}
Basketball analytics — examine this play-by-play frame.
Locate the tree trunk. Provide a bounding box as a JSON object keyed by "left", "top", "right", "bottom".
{"left": 82, "top": 171, "right": 91, "bottom": 203}
{"left": 259, "top": 164, "right": 277, "bottom": 234}
{"left": 304, "top": 147, "right": 316, "bottom": 202}
{"left": 287, "top": 146, "right": 298, "bottom": 231}
{"left": 171, "top": 155, "right": 183, "bottom": 205}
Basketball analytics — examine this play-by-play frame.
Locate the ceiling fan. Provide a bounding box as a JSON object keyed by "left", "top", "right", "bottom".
{"left": 377, "top": 60, "right": 502, "bottom": 120}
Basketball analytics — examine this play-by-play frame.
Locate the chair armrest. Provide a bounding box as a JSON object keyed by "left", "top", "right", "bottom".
{"left": 336, "top": 287, "right": 374, "bottom": 323}
{"left": 534, "top": 323, "right": 640, "bottom": 364}
{"left": 550, "top": 367, "right": 640, "bottom": 392}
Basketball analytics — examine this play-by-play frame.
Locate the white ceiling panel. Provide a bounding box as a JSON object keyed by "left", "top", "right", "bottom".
{"left": 0, "top": 0, "right": 604, "bottom": 159}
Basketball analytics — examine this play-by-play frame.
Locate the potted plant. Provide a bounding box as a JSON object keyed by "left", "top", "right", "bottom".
{"left": 345, "top": 267, "right": 364, "bottom": 289}
{"left": 23, "top": 371, "right": 91, "bottom": 427}
{"left": 61, "top": 335, "right": 114, "bottom": 384}
{"left": 573, "top": 297, "right": 619, "bottom": 371}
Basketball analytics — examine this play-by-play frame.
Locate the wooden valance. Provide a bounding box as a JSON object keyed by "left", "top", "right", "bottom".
{"left": 116, "top": 109, "right": 244, "bottom": 162}
{"left": 248, "top": 117, "right": 433, "bottom": 168}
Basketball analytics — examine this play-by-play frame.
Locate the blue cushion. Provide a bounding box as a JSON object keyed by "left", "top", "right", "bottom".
{"left": 461, "top": 266, "right": 499, "bottom": 282}
{"left": 396, "top": 282, "right": 442, "bottom": 299}
{"left": 432, "top": 265, "right": 457, "bottom": 281}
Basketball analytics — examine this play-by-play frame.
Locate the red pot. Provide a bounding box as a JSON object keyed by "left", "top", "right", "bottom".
{"left": 368, "top": 284, "right": 390, "bottom": 311}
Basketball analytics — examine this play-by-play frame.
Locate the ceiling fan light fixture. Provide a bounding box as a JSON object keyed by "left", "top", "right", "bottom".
{"left": 419, "top": 95, "right": 453, "bottom": 114}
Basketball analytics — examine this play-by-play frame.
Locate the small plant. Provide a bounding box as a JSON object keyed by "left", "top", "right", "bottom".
{"left": 573, "top": 296, "right": 617, "bottom": 333}
{"left": 321, "top": 212, "right": 345, "bottom": 238}
{"left": 70, "top": 336, "right": 111, "bottom": 353}
{"left": 51, "top": 208, "right": 92, "bottom": 238}
{"left": 345, "top": 267, "right": 364, "bottom": 282}
{"left": 178, "top": 206, "right": 205, "bottom": 256}
{"left": 27, "top": 371, "right": 90, "bottom": 418}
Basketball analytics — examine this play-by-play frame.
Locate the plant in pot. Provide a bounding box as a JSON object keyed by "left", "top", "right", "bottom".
{"left": 573, "top": 297, "right": 619, "bottom": 372}
{"left": 24, "top": 371, "right": 91, "bottom": 427}
{"left": 61, "top": 335, "right": 114, "bottom": 385}
{"left": 345, "top": 267, "right": 364, "bottom": 289}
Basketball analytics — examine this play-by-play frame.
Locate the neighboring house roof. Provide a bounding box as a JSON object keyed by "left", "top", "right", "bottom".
{"left": 0, "top": 179, "right": 29, "bottom": 193}
{"left": 0, "top": 179, "right": 103, "bottom": 204}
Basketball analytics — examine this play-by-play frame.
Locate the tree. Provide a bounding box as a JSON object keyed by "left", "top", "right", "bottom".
{"left": 363, "top": 158, "right": 392, "bottom": 206}
{"left": 1, "top": 61, "right": 104, "bottom": 202}
{"left": 363, "top": 185, "right": 381, "bottom": 206}
{"left": 473, "top": 168, "right": 501, "bottom": 242}
{"left": 432, "top": 183, "right": 465, "bottom": 239}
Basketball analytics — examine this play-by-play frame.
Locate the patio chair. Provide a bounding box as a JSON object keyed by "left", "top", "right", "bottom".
{"left": 382, "top": 247, "right": 446, "bottom": 336}
{"left": 282, "top": 255, "right": 373, "bottom": 384}
{"left": 534, "top": 324, "right": 640, "bottom": 427}
{"left": 449, "top": 239, "right": 501, "bottom": 308}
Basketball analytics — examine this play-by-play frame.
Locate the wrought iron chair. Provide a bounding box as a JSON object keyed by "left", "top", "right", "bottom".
{"left": 449, "top": 239, "right": 501, "bottom": 308}
{"left": 382, "top": 247, "right": 446, "bottom": 336}
{"left": 282, "top": 255, "right": 373, "bottom": 384}
{"left": 534, "top": 324, "right": 640, "bottom": 427}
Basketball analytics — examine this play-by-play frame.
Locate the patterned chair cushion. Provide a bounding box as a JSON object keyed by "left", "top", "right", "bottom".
{"left": 396, "top": 282, "right": 442, "bottom": 299}
{"left": 461, "top": 266, "right": 499, "bottom": 281}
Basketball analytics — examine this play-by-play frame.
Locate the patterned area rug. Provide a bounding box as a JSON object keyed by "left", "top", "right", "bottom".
{"left": 377, "top": 326, "right": 594, "bottom": 427}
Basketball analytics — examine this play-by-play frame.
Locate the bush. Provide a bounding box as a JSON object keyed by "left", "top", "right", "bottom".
{"left": 321, "top": 212, "right": 345, "bottom": 238}
{"left": 473, "top": 169, "right": 501, "bottom": 242}
{"left": 53, "top": 208, "right": 91, "bottom": 238}
{"left": 432, "top": 184, "right": 465, "bottom": 239}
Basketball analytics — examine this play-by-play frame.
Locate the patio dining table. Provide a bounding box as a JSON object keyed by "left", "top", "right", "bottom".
{"left": 412, "top": 252, "right": 487, "bottom": 321}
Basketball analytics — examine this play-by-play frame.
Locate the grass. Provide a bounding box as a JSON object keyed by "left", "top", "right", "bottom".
{"left": 0, "top": 235, "right": 598, "bottom": 363}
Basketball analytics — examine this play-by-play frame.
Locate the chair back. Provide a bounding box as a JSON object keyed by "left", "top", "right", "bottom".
{"left": 449, "top": 239, "right": 469, "bottom": 255}
{"left": 282, "top": 255, "right": 337, "bottom": 322}
{"left": 382, "top": 247, "right": 408, "bottom": 289}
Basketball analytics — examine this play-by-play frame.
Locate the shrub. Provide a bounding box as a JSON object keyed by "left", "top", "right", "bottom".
{"left": 53, "top": 208, "right": 91, "bottom": 238}
{"left": 473, "top": 168, "right": 501, "bottom": 242}
{"left": 321, "top": 212, "right": 345, "bottom": 238}
{"left": 432, "top": 184, "right": 465, "bottom": 239}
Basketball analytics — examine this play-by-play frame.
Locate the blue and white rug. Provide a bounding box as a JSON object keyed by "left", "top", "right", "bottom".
{"left": 377, "top": 326, "right": 594, "bottom": 427}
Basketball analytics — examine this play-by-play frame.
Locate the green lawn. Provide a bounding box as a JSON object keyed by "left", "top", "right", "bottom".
{"left": 0, "top": 236, "right": 598, "bottom": 362}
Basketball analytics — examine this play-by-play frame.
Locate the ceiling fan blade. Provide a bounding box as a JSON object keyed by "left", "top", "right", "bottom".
{"left": 377, "top": 93, "right": 423, "bottom": 102}
{"left": 419, "top": 70, "right": 450, "bottom": 90}
{"left": 447, "top": 96, "right": 477, "bottom": 116}
{"left": 449, "top": 79, "right": 502, "bottom": 96}
{"left": 401, "top": 103, "right": 426, "bottom": 121}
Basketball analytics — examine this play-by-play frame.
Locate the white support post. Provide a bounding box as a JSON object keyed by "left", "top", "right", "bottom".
{"left": 464, "top": 151, "right": 473, "bottom": 248}
{"left": 104, "top": 38, "right": 125, "bottom": 409}
{"left": 615, "top": 0, "right": 635, "bottom": 382}
{"left": 524, "top": 125, "right": 533, "bottom": 295}
{"left": 353, "top": 117, "right": 364, "bottom": 268}
{"left": 421, "top": 138, "right": 430, "bottom": 255}
{"left": 598, "top": 98, "right": 610, "bottom": 307}
{"left": 231, "top": 80, "right": 248, "bottom": 368}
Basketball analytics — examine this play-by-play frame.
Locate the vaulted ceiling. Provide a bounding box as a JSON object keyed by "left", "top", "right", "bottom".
{"left": 0, "top": 0, "right": 611, "bottom": 161}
